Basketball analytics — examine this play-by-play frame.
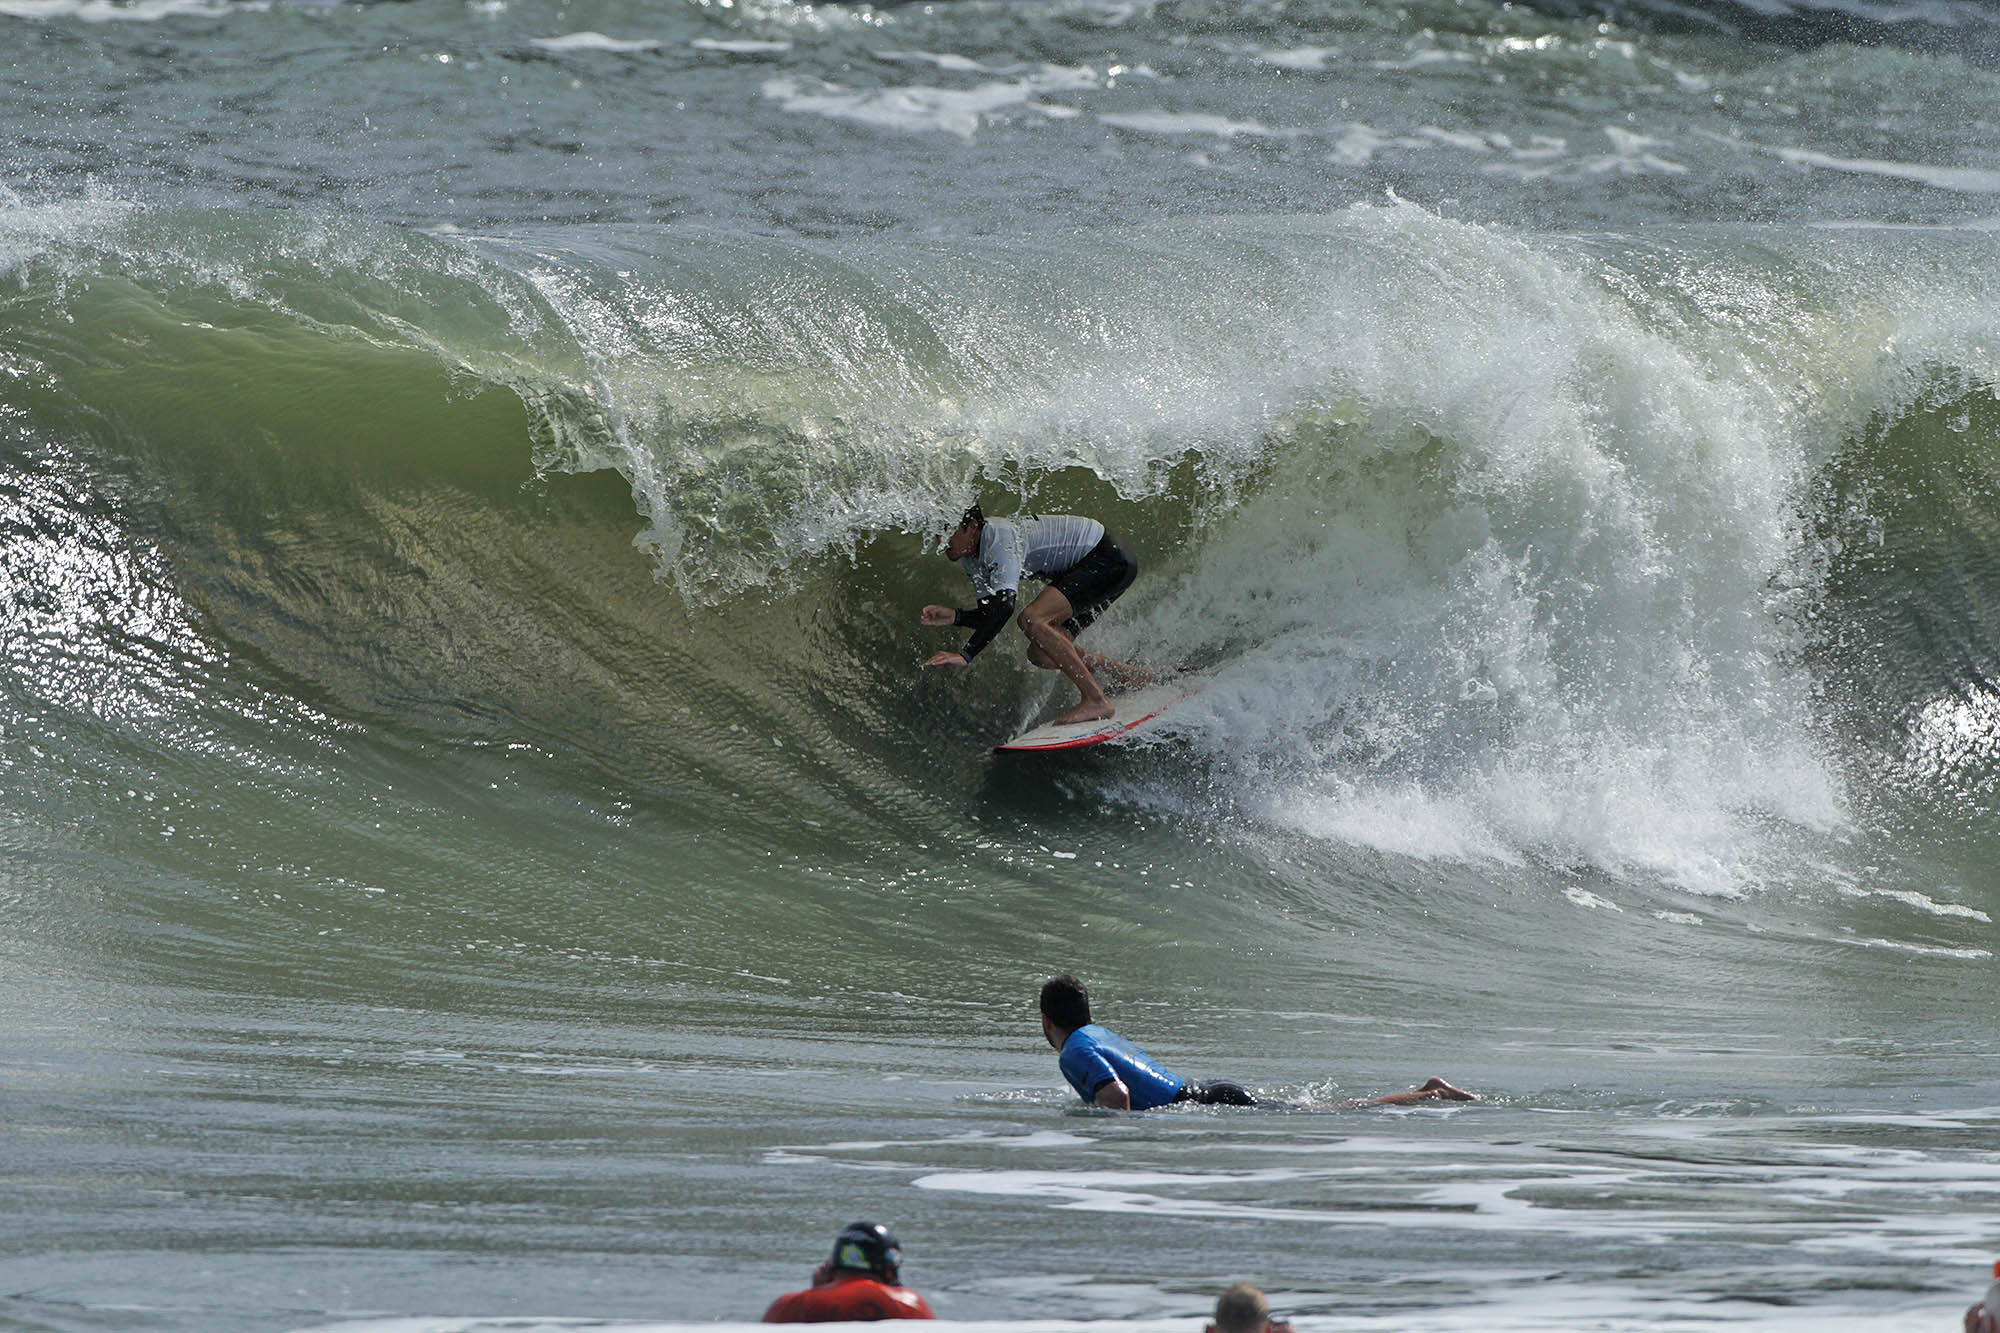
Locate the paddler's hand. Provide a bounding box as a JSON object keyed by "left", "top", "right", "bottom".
{"left": 922, "top": 651, "right": 970, "bottom": 669}
{"left": 919, "top": 604, "right": 957, "bottom": 627}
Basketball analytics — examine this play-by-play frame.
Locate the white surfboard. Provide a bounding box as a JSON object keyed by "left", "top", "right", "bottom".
{"left": 994, "top": 678, "right": 1198, "bottom": 753}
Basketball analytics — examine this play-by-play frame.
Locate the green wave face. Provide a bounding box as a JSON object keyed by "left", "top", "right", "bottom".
{"left": 6, "top": 201, "right": 2000, "bottom": 907}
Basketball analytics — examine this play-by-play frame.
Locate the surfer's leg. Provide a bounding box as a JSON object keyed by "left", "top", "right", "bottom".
{"left": 1344, "top": 1078, "right": 1479, "bottom": 1108}
{"left": 1179, "top": 1080, "right": 1260, "bottom": 1107}
{"left": 1018, "top": 586, "right": 1114, "bottom": 724}
{"left": 1050, "top": 537, "right": 1151, "bottom": 690}
{"left": 1029, "top": 636, "right": 1150, "bottom": 690}
{"left": 1076, "top": 646, "right": 1155, "bottom": 690}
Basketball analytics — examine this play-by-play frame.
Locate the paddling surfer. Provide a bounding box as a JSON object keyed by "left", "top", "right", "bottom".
{"left": 1038, "top": 974, "right": 1479, "bottom": 1111}
{"left": 919, "top": 505, "right": 1151, "bottom": 726}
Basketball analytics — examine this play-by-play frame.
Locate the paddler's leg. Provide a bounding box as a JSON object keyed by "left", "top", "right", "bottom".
{"left": 1019, "top": 586, "right": 1115, "bottom": 725}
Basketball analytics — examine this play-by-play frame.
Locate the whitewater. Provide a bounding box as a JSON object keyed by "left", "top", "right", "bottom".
{"left": 2, "top": 0, "right": 1997, "bottom": 1330}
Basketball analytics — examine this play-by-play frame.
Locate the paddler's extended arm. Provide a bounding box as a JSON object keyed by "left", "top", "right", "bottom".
{"left": 919, "top": 591, "right": 1016, "bottom": 668}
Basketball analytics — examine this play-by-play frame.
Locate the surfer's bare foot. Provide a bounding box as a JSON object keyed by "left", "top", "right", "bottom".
{"left": 1053, "top": 699, "right": 1115, "bottom": 726}
{"left": 1418, "top": 1077, "right": 1478, "bottom": 1101}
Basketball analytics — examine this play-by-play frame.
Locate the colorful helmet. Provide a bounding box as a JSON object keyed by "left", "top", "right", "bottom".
{"left": 829, "top": 1220, "right": 902, "bottom": 1279}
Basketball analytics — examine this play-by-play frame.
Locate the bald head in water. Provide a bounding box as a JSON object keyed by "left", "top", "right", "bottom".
{"left": 1209, "top": 1284, "right": 1291, "bottom": 1333}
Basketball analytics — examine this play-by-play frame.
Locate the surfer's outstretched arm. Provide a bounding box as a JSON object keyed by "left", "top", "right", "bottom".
{"left": 918, "top": 605, "right": 967, "bottom": 667}
{"left": 918, "top": 593, "right": 1014, "bottom": 669}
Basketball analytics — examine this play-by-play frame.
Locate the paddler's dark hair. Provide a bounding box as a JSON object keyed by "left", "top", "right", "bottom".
{"left": 1039, "top": 973, "right": 1092, "bottom": 1033}
{"left": 959, "top": 502, "right": 984, "bottom": 529}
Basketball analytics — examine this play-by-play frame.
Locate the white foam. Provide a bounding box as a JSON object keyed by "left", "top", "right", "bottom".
{"left": 1839, "top": 935, "right": 1992, "bottom": 960}
{"left": 1584, "top": 125, "right": 1689, "bottom": 176}
{"left": 0, "top": 189, "right": 140, "bottom": 276}
{"left": 1255, "top": 779, "right": 1521, "bottom": 866}
{"left": 1838, "top": 883, "right": 1991, "bottom": 922}
{"left": 762, "top": 67, "right": 1098, "bottom": 140}
{"left": 691, "top": 37, "right": 792, "bottom": 55}
{"left": 1370, "top": 122, "right": 1679, "bottom": 181}
{"left": 1771, "top": 145, "right": 2000, "bottom": 194}
{"left": 1328, "top": 122, "right": 1436, "bottom": 166}
{"left": 873, "top": 49, "right": 1019, "bottom": 74}
{"left": 1905, "top": 687, "right": 2000, "bottom": 780}
{"left": 530, "top": 32, "right": 662, "bottom": 53}
{"left": 1257, "top": 46, "right": 1341, "bottom": 71}
{"left": 1101, "top": 200, "right": 1855, "bottom": 897}
{"left": 1417, "top": 125, "right": 1501, "bottom": 154}
{"left": 777, "top": 1129, "right": 1093, "bottom": 1153}
{"left": 0, "top": 0, "right": 247, "bottom": 19}
{"left": 1329, "top": 121, "right": 1612, "bottom": 180}
{"left": 914, "top": 1166, "right": 1393, "bottom": 1223}
{"left": 1099, "top": 111, "right": 1296, "bottom": 140}
{"left": 1367, "top": 48, "right": 1475, "bottom": 70}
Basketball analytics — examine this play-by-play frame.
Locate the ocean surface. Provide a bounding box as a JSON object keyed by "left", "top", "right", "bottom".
{"left": 3, "top": 0, "right": 1999, "bottom": 1329}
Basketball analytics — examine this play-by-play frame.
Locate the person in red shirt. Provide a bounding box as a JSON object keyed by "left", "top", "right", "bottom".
{"left": 762, "top": 1220, "right": 936, "bottom": 1323}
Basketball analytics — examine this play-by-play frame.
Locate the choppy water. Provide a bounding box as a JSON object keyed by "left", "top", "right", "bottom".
{"left": 3, "top": 0, "right": 1999, "bottom": 1330}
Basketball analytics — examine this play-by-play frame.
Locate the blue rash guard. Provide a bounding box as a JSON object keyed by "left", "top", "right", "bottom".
{"left": 1057, "top": 1024, "right": 1186, "bottom": 1110}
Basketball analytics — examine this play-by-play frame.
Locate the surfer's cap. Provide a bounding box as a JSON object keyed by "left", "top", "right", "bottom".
{"left": 829, "top": 1220, "right": 902, "bottom": 1279}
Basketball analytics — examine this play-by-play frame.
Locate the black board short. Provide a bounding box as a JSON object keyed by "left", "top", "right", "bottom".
{"left": 1172, "top": 1079, "right": 1260, "bottom": 1108}
{"left": 1048, "top": 533, "right": 1137, "bottom": 637}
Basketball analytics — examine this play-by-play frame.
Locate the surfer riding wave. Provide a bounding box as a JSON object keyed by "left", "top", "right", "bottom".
{"left": 919, "top": 505, "right": 1153, "bottom": 725}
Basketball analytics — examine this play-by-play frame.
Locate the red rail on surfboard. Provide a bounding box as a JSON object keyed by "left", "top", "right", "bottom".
{"left": 993, "top": 679, "right": 1196, "bottom": 753}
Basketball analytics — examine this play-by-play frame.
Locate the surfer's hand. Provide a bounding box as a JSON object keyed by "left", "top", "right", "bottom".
{"left": 919, "top": 604, "right": 956, "bottom": 627}
{"left": 922, "top": 651, "right": 969, "bottom": 669}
